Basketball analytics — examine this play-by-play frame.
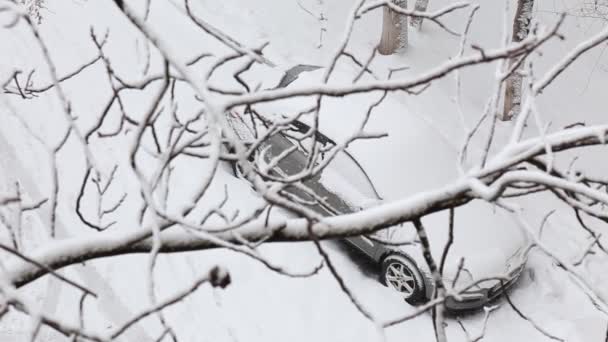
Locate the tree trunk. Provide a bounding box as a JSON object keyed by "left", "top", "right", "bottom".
{"left": 410, "top": 0, "right": 429, "bottom": 29}
{"left": 378, "top": 0, "right": 408, "bottom": 55}
{"left": 502, "top": 0, "right": 534, "bottom": 121}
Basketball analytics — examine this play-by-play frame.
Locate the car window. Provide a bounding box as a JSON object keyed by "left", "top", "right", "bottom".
{"left": 236, "top": 113, "right": 382, "bottom": 213}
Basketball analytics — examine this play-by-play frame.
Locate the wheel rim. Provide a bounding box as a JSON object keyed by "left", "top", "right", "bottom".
{"left": 385, "top": 262, "right": 417, "bottom": 298}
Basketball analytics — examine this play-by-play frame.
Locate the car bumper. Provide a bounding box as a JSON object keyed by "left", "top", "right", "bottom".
{"left": 444, "top": 263, "right": 525, "bottom": 312}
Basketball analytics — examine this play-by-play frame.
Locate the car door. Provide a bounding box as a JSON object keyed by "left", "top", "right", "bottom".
{"left": 345, "top": 235, "right": 378, "bottom": 257}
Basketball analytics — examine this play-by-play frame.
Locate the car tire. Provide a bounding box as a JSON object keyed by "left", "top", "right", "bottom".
{"left": 380, "top": 254, "right": 426, "bottom": 304}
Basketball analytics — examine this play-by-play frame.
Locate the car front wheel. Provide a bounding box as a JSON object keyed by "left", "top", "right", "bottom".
{"left": 380, "top": 254, "right": 426, "bottom": 304}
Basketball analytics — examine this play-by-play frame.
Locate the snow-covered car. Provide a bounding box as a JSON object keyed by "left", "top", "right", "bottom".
{"left": 225, "top": 108, "right": 527, "bottom": 312}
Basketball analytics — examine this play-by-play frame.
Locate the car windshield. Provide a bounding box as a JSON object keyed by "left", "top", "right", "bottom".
{"left": 323, "top": 149, "right": 381, "bottom": 201}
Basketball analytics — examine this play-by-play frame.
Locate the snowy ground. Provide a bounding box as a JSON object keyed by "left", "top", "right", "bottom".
{"left": 1, "top": 0, "right": 608, "bottom": 341}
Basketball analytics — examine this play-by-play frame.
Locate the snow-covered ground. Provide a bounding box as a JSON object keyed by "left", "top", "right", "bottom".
{"left": 1, "top": 0, "right": 608, "bottom": 341}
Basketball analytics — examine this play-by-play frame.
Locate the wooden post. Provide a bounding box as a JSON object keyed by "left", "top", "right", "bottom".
{"left": 502, "top": 0, "right": 534, "bottom": 121}
{"left": 410, "top": 0, "right": 429, "bottom": 29}
{"left": 378, "top": 0, "right": 408, "bottom": 55}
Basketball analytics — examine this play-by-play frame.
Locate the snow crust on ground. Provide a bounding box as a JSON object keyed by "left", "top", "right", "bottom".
{"left": 0, "top": 0, "right": 607, "bottom": 341}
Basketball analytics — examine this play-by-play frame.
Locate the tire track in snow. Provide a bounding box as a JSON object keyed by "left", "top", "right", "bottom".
{"left": 0, "top": 132, "right": 152, "bottom": 341}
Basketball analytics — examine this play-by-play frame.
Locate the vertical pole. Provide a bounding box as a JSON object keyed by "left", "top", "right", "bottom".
{"left": 378, "top": 0, "right": 408, "bottom": 55}
{"left": 502, "top": 0, "right": 534, "bottom": 121}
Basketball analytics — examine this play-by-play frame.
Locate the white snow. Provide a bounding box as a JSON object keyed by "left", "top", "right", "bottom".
{"left": 0, "top": 0, "right": 607, "bottom": 341}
